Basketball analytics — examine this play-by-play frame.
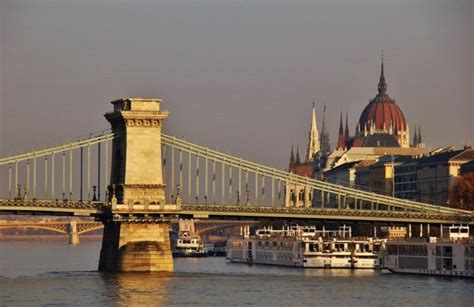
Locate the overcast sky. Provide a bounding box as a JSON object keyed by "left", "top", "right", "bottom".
{"left": 0, "top": 0, "right": 472, "bottom": 169}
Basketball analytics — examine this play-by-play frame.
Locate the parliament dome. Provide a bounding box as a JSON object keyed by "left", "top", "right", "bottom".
{"left": 358, "top": 58, "right": 407, "bottom": 132}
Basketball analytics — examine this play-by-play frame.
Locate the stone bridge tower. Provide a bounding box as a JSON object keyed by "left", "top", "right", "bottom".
{"left": 99, "top": 98, "right": 175, "bottom": 272}
{"left": 105, "top": 98, "right": 169, "bottom": 206}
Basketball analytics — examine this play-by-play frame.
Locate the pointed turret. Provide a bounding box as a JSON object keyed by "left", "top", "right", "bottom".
{"left": 413, "top": 124, "right": 418, "bottom": 146}
{"left": 337, "top": 112, "right": 345, "bottom": 150}
{"left": 344, "top": 112, "right": 350, "bottom": 141}
{"left": 377, "top": 50, "right": 387, "bottom": 95}
{"left": 319, "top": 105, "right": 331, "bottom": 156}
{"left": 306, "top": 101, "right": 320, "bottom": 162}
{"left": 295, "top": 146, "right": 301, "bottom": 165}
{"left": 418, "top": 126, "right": 422, "bottom": 144}
{"left": 289, "top": 145, "right": 295, "bottom": 167}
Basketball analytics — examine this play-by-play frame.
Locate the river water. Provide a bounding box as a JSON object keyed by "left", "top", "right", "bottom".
{"left": 0, "top": 241, "right": 473, "bottom": 306}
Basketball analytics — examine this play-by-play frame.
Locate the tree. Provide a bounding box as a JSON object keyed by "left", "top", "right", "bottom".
{"left": 448, "top": 173, "right": 474, "bottom": 210}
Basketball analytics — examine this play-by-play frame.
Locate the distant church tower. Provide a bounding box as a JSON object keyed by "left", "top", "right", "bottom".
{"left": 337, "top": 112, "right": 345, "bottom": 150}
{"left": 305, "top": 102, "right": 320, "bottom": 162}
{"left": 412, "top": 125, "right": 425, "bottom": 148}
{"left": 319, "top": 105, "right": 331, "bottom": 156}
{"left": 344, "top": 113, "right": 350, "bottom": 142}
{"left": 286, "top": 103, "right": 320, "bottom": 208}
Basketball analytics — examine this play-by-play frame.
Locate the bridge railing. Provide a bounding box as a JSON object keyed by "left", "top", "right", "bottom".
{"left": 161, "top": 134, "right": 471, "bottom": 216}
{"left": 179, "top": 204, "right": 471, "bottom": 221}
{"left": 0, "top": 132, "right": 114, "bottom": 203}
{"left": 0, "top": 198, "right": 105, "bottom": 211}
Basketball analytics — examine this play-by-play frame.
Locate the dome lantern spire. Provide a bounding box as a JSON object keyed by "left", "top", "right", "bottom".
{"left": 377, "top": 50, "right": 387, "bottom": 96}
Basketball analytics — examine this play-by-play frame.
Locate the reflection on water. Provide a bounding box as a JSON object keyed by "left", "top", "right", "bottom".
{"left": 101, "top": 272, "right": 172, "bottom": 305}
{"left": 0, "top": 242, "right": 473, "bottom": 306}
{"left": 302, "top": 268, "right": 377, "bottom": 277}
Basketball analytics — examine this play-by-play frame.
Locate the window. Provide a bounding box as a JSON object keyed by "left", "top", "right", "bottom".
{"left": 298, "top": 190, "right": 304, "bottom": 201}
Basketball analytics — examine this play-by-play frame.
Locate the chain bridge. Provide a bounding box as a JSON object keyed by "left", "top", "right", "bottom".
{"left": 0, "top": 97, "right": 472, "bottom": 272}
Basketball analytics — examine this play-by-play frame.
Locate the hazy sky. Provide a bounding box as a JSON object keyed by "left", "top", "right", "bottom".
{"left": 0, "top": 0, "right": 472, "bottom": 169}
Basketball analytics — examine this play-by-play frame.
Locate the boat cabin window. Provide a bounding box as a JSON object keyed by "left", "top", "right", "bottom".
{"left": 387, "top": 245, "right": 398, "bottom": 255}
{"left": 399, "top": 244, "right": 427, "bottom": 256}
{"left": 465, "top": 246, "right": 474, "bottom": 258}
{"left": 442, "top": 258, "right": 453, "bottom": 270}
{"left": 308, "top": 243, "right": 319, "bottom": 252}
{"left": 373, "top": 244, "right": 381, "bottom": 253}
{"left": 443, "top": 246, "right": 452, "bottom": 258}
{"left": 323, "top": 242, "right": 331, "bottom": 252}
{"left": 448, "top": 225, "right": 470, "bottom": 239}
{"left": 335, "top": 243, "right": 345, "bottom": 252}
{"left": 465, "top": 260, "right": 474, "bottom": 271}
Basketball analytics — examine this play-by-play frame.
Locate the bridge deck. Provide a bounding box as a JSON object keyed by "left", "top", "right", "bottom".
{"left": 1, "top": 200, "right": 471, "bottom": 225}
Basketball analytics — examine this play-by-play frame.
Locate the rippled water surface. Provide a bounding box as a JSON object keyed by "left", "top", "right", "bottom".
{"left": 1, "top": 241, "right": 473, "bottom": 306}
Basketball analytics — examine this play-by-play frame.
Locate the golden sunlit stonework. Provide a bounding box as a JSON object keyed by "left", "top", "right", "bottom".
{"left": 99, "top": 98, "right": 174, "bottom": 272}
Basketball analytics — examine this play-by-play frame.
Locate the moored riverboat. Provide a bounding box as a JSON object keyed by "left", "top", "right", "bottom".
{"left": 173, "top": 219, "right": 209, "bottom": 257}
{"left": 173, "top": 232, "right": 209, "bottom": 257}
{"left": 380, "top": 225, "right": 474, "bottom": 278}
{"left": 227, "top": 225, "right": 383, "bottom": 269}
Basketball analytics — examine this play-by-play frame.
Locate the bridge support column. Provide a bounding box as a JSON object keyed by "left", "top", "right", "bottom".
{"left": 408, "top": 224, "right": 412, "bottom": 238}
{"left": 99, "top": 97, "right": 173, "bottom": 272}
{"left": 99, "top": 220, "right": 173, "bottom": 272}
{"left": 68, "top": 221, "right": 80, "bottom": 245}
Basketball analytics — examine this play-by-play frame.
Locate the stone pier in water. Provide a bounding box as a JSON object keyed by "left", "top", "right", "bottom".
{"left": 98, "top": 97, "right": 175, "bottom": 272}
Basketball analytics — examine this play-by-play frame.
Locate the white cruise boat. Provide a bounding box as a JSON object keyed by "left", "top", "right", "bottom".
{"left": 381, "top": 225, "right": 474, "bottom": 278}
{"left": 173, "top": 219, "right": 208, "bottom": 257}
{"left": 173, "top": 232, "right": 209, "bottom": 257}
{"left": 227, "top": 225, "right": 383, "bottom": 269}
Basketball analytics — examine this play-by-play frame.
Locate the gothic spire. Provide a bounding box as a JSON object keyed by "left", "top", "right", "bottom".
{"left": 337, "top": 111, "right": 345, "bottom": 150}
{"left": 295, "top": 145, "right": 301, "bottom": 165}
{"left": 418, "top": 125, "right": 422, "bottom": 144}
{"left": 319, "top": 105, "right": 331, "bottom": 156}
{"left": 339, "top": 111, "right": 343, "bottom": 135}
{"left": 344, "top": 112, "right": 350, "bottom": 141}
{"left": 306, "top": 101, "right": 320, "bottom": 162}
{"left": 290, "top": 145, "right": 295, "bottom": 164}
{"left": 321, "top": 105, "right": 327, "bottom": 135}
{"left": 413, "top": 124, "right": 418, "bottom": 145}
{"left": 377, "top": 50, "right": 387, "bottom": 95}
